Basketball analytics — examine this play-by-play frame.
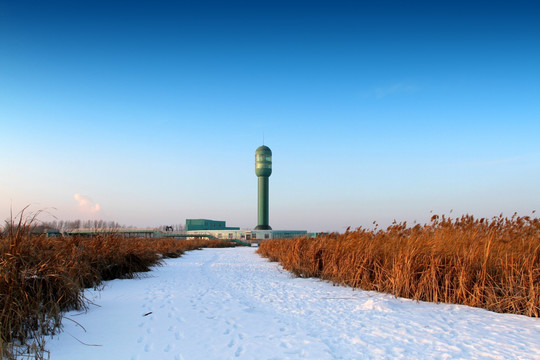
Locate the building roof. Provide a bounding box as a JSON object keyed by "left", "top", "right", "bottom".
{"left": 255, "top": 145, "right": 272, "bottom": 154}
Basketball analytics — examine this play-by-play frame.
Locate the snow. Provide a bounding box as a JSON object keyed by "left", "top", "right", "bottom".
{"left": 47, "top": 247, "right": 540, "bottom": 359}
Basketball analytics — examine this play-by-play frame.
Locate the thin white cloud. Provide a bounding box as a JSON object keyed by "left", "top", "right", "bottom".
{"left": 74, "top": 193, "right": 101, "bottom": 213}
{"left": 374, "top": 83, "right": 418, "bottom": 99}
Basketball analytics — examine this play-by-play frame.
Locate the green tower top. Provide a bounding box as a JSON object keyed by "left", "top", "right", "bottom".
{"left": 255, "top": 145, "right": 272, "bottom": 177}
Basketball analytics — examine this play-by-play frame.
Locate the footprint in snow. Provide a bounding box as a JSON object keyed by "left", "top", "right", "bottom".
{"left": 235, "top": 345, "right": 245, "bottom": 357}
{"left": 281, "top": 341, "right": 292, "bottom": 349}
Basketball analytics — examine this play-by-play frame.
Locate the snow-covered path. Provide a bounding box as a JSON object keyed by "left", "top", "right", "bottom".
{"left": 48, "top": 247, "right": 540, "bottom": 359}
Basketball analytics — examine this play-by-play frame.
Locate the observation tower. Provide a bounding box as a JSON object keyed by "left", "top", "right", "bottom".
{"left": 255, "top": 145, "right": 272, "bottom": 230}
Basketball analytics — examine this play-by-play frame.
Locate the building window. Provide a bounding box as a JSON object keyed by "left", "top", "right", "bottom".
{"left": 265, "top": 233, "right": 270, "bottom": 239}
{"left": 256, "top": 155, "right": 272, "bottom": 162}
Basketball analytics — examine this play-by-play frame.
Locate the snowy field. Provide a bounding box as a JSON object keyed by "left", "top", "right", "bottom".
{"left": 47, "top": 247, "right": 540, "bottom": 360}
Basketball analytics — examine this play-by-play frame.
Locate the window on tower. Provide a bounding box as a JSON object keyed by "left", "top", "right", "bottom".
{"left": 256, "top": 155, "right": 272, "bottom": 162}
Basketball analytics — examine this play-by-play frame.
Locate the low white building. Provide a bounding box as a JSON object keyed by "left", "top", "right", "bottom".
{"left": 186, "top": 229, "right": 307, "bottom": 242}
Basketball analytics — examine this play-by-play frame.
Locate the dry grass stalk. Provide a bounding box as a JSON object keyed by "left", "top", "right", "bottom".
{"left": 1, "top": 212, "right": 236, "bottom": 359}
{"left": 258, "top": 214, "right": 540, "bottom": 317}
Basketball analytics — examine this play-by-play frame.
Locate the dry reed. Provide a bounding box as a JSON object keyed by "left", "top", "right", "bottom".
{"left": 258, "top": 214, "right": 540, "bottom": 317}
{"left": 0, "top": 215, "right": 236, "bottom": 359}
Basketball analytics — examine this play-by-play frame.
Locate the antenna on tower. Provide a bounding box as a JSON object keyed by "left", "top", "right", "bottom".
{"left": 263, "top": 132, "right": 265, "bottom": 145}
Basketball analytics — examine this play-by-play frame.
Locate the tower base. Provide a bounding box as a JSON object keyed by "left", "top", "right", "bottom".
{"left": 254, "top": 225, "right": 272, "bottom": 230}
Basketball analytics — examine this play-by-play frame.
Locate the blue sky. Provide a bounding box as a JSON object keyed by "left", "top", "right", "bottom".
{"left": 1, "top": 0, "right": 539, "bottom": 232}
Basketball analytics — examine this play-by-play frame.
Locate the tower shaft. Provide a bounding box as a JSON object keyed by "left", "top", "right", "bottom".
{"left": 257, "top": 176, "right": 270, "bottom": 230}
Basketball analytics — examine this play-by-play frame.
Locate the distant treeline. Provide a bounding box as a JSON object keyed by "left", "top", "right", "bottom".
{"left": 2, "top": 219, "right": 185, "bottom": 234}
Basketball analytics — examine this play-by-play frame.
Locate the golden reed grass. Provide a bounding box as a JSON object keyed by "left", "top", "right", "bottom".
{"left": 258, "top": 214, "right": 540, "bottom": 317}
{"left": 0, "top": 219, "right": 236, "bottom": 359}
